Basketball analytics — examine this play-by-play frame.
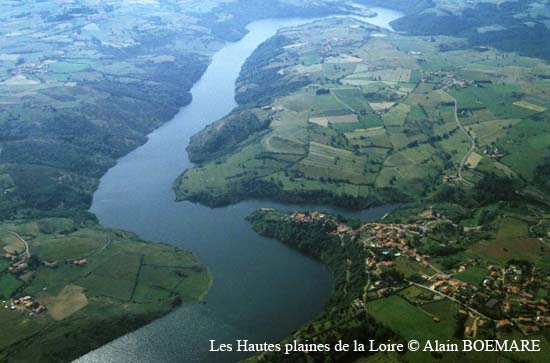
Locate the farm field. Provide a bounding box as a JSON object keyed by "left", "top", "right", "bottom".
{"left": 464, "top": 216, "right": 548, "bottom": 265}
{"left": 232, "top": 3, "right": 550, "bottom": 363}
{"left": 367, "top": 296, "right": 456, "bottom": 342}
{"left": 3, "top": 1, "right": 550, "bottom": 362}
{"left": 0, "top": 218, "right": 211, "bottom": 361}
{"left": 365, "top": 296, "right": 490, "bottom": 363}
{"left": 176, "top": 16, "right": 550, "bottom": 210}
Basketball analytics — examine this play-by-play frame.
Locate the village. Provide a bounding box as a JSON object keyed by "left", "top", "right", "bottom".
{"left": 1, "top": 241, "right": 88, "bottom": 317}
{"left": 1, "top": 249, "right": 48, "bottom": 316}
{"left": 425, "top": 70, "right": 476, "bottom": 91}
{"left": 288, "top": 210, "right": 550, "bottom": 339}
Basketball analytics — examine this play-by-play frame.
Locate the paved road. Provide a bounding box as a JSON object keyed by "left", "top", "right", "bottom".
{"left": 407, "top": 280, "right": 493, "bottom": 321}
{"left": 444, "top": 91, "right": 476, "bottom": 186}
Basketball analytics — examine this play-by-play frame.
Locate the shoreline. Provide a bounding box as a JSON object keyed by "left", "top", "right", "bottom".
{"left": 84, "top": 8, "right": 405, "bottom": 363}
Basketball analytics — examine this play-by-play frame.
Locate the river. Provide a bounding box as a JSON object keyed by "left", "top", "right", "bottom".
{"left": 79, "top": 7, "right": 403, "bottom": 363}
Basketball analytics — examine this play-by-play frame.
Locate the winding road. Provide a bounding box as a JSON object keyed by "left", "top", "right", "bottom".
{"left": 8, "top": 231, "right": 30, "bottom": 258}
{"left": 444, "top": 91, "right": 476, "bottom": 186}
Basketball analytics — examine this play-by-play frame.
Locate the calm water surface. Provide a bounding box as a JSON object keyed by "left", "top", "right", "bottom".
{"left": 79, "top": 8, "right": 403, "bottom": 363}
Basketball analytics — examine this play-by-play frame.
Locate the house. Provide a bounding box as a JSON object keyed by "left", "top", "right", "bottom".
{"left": 72, "top": 259, "right": 88, "bottom": 266}
{"left": 496, "top": 320, "right": 511, "bottom": 329}
{"left": 485, "top": 299, "right": 498, "bottom": 309}
{"left": 503, "top": 301, "right": 512, "bottom": 314}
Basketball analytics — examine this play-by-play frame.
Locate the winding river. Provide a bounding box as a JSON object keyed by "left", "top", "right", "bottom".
{"left": 79, "top": 8, "right": 403, "bottom": 363}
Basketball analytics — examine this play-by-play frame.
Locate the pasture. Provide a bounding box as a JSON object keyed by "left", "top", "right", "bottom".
{"left": 0, "top": 274, "right": 23, "bottom": 298}
{"left": 394, "top": 258, "right": 435, "bottom": 278}
{"left": 367, "top": 295, "right": 456, "bottom": 341}
{"left": 453, "top": 267, "right": 487, "bottom": 286}
{"left": 330, "top": 87, "right": 372, "bottom": 113}
{"left": 37, "top": 285, "right": 88, "bottom": 321}
{"left": 470, "top": 217, "right": 546, "bottom": 263}
{"left": 497, "top": 119, "right": 550, "bottom": 179}
{"left": 450, "top": 84, "right": 536, "bottom": 120}
{"left": 381, "top": 103, "right": 410, "bottom": 127}
{"left": 469, "top": 118, "right": 521, "bottom": 146}
{"left": 298, "top": 142, "right": 368, "bottom": 184}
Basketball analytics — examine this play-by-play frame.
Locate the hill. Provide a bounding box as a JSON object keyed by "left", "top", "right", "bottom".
{"left": 175, "top": 17, "right": 550, "bottom": 209}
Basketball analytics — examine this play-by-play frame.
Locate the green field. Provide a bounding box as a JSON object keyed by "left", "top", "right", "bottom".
{"left": 454, "top": 267, "right": 488, "bottom": 285}
{"left": 470, "top": 217, "right": 546, "bottom": 263}
{"left": 176, "top": 16, "right": 550, "bottom": 212}
{"left": 394, "top": 258, "right": 435, "bottom": 278}
{"left": 368, "top": 295, "right": 456, "bottom": 341}
{"left": 367, "top": 295, "right": 461, "bottom": 362}
{"left": 0, "top": 274, "right": 23, "bottom": 298}
{"left": 0, "top": 219, "right": 211, "bottom": 361}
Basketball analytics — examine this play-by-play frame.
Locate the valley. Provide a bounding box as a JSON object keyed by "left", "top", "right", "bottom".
{"left": 1, "top": 1, "right": 550, "bottom": 362}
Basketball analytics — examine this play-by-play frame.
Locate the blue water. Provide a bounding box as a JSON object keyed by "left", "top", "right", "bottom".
{"left": 80, "top": 8, "right": 403, "bottom": 363}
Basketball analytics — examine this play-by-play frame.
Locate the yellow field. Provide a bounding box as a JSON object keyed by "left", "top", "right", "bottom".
{"left": 369, "top": 102, "right": 395, "bottom": 112}
{"left": 325, "top": 55, "right": 363, "bottom": 64}
{"left": 38, "top": 285, "right": 88, "bottom": 321}
{"left": 0, "top": 75, "right": 40, "bottom": 86}
{"left": 513, "top": 101, "right": 547, "bottom": 112}
{"left": 309, "top": 117, "right": 329, "bottom": 127}
{"left": 283, "top": 42, "right": 307, "bottom": 49}
{"left": 0, "top": 232, "right": 26, "bottom": 255}
{"left": 466, "top": 151, "right": 483, "bottom": 169}
{"left": 328, "top": 114, "right": 358, "bottom": 124}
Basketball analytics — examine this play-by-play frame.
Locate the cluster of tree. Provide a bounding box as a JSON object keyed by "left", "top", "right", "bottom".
{"left": 533, "top": 159, "right": 550, "bottom": 192}
{"left": 475, "top": 173, "right": 519, "bottom": 205}
{"left": 0, "top": 44, "right": 211, "bottom": 218}
{"left": 187, "top": 110, "right": 270, "bottom": 163}
{"left": 236, "top": 35, "right": 310, "bottom": 106}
